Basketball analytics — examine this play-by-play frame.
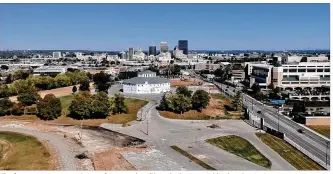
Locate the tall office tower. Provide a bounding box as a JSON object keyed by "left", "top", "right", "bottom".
{"left": 178, "top": 40, "right": 188, "bottom": 55}
{"left": 149, "top": 46, "right": 157, "bottom": 56}
{"left": 129, "top": 47, "right": 134, "bottom": 60}
{"left": 160, "top": 42, "right": 169, "bottom": 53}
{"left": 53, "top": 52, "right": 62, "bottom": 59}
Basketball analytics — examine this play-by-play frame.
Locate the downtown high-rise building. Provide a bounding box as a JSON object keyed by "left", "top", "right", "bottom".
{"left": 149, "top": 46, "right": 157, "bottom": 56}
{"left": 160, "top": 42, "right": 169, "bottom": 53}
{"left": 129, "top": 47, "right": 134, "bottom": 60}
{"left": 178, "top": 40, "right": 188, "bottom": 55}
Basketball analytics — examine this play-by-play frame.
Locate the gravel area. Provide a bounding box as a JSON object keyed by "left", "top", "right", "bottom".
{"left": 0, "top": 125, "right": 89, "bottom": 170}
{"left": 122, "top": 149, "right": 186, "bottom": 170}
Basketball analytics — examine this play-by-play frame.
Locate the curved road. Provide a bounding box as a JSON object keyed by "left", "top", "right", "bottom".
{"left": 0, "top": 126, "right": 82, "bottom": 170}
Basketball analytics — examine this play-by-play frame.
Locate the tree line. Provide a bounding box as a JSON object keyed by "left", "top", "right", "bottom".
{"left": 0, "top": 71, "right": 89, "bottom": 98}
{"left": 157, "top": 86, "right": 210, "bottom": 114}
{"left": 0, "top": 91, "right": 128, "bottom": 120}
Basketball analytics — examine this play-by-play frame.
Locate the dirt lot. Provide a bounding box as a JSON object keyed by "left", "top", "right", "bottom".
{"left": 9, "top": 83, "right": 94, "bottom": 102}
{"left": 170, "top": 78, "right": 203, "bottom": 87}
{"left": 91, "top": 147, "right": 149, "bottom": 170}
{"left": 159, "top": 94, "right": 242, "bottom": 120}
{"left": 0, "top": 120, "right": 146, "bottom": 170}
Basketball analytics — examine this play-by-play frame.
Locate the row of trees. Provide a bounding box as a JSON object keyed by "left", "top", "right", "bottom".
{"left": 68, "top": 92, "right": 128, "bottom": 120}
{"left": 158, "top": 87, "right": 210, "bottom": 114}
{"left": 0, "top": 94, "right": 62, "bottom": 120}
{"left": 0, "top": 71, "right": 89, "bottom": 98}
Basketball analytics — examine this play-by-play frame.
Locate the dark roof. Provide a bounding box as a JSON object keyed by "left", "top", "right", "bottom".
{"left": 123, "top": 77, "right": 169, "bottom": 85}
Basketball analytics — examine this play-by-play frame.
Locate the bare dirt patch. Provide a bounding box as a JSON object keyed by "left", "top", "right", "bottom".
{"left": 170, "top": 78, "right": 203, "bottom": 87}
{"left": 9, "top": 83, "right": 94, "bottom": 103}
{"left": 91, "top": 147, "right": 148, "bottom": 170}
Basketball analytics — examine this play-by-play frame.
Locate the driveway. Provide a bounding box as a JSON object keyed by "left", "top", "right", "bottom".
{"left": 102, "top": 100, "right": 296, "bottom": 170}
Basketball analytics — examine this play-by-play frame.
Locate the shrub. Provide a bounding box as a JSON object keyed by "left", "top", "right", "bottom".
{"left": 11, "top": 103, "right": 25, "bottom": 115}
{"left": 0, "top": 98, "right": 13, "bottom": 116}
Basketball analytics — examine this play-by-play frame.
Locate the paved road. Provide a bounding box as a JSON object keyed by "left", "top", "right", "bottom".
{"left": 211, "top": 81, "right": 330, "bottom": 168}
{"left": 0, "top": 126, "right": 82, "bottom": 170}
{"left": 102, "top": 98, "right": 296, "bottom": 170}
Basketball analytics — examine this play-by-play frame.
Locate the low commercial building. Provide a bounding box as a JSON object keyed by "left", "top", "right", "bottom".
{"left": 231, "top": 70, "right": 245, "bottom": 83}
{"left": 122, "top": 70, "right": 170, "bottom": 94}
{"left": 33, "top": 66, "right": 67, "bottom": 76}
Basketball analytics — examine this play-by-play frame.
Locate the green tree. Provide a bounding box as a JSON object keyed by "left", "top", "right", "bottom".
{"left": 0, "top": 98, "right": 13, "bottom": 116}
{"left": 157, "top": 94, "right": 172, "bottom": 111}
{"left": 66, "top": 71, "right": 89, "bottom": 85}
{"left": 69, "top": 91, "right": 93, "bottom": 119}
{"left": 72, "top": 86, "right": 77, "bottom": 93}
{"left": 112, "top": 93, "right": 128, "bottom": 114}
{"left": 37, "top": 94, "right": 62, "bottom": 120}
{"left": 0, "top": 85, "right": 11, "bottom": 98}
{"left": 13, "top": 70, "right": 30, "bottom": 80}
{"left": 17, "top": 92, "right": 40, "bottom": 106}
{"left": 79, "top": 80, "right": 90, "bottom": 91}
{"left": 90, "top": 92, "right": 110, "bottom": 118}
{"left": 93, "top": 71, "right": 112, "bottom": 92}
{"left": 12, "top": 79, "right": 37, "bottom": 94}
{"left": 232, "top": 91, "right": 243, "bottom": 111}
{"left": 171, "top": 94, "right": 192, "bottom": 114}
{"left": 191, "top": 90, "right": 210, "bottom": 112}
{"left": 55, "top": 74, "right": 71, "bottom": 87}
{"left": 176, "top": 86, "right": 193, "bottom": 98}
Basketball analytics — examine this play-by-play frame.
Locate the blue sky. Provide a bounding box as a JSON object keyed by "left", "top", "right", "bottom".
{"left": 0, "top": 3, "right": 330, "bottom": 51}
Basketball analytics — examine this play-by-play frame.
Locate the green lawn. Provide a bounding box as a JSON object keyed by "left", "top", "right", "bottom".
{"left": 256, "top": 133, "right": 325, "bottom": 170}
{"left": 206, "top": 135, "right": 271, "bottom": 168}
{"left": 307, "top": 126, "right": 330, "bottom": 139}
{"left": 59, "top": 94, "right": 74, "bottom": 115}
{"left": 0, "top": 131, "right": 54, "bottom": 170}
{"left": 170, "top": 145, "right": 216, "bottom": 170}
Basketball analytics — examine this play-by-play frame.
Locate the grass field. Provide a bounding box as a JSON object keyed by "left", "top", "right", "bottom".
{"left": 206, "top": 135, "right": 271, "bottom": 168}
{"left": 210, "top": 93, "right": 231, "bottom": 103}
{"left": 159, "top": 110, "right": 210, "bottom": 120}
{"left": 170, "top": 145, "right": 216, "bottom": 170}
{"left": 307, "top": 125, "right": 330, "bottom": 138}
{"left": 0, "top": 131, "right": 54, "bottom": 170}
{"left": 256, "top": 133, "right": 325, "bottom": 170}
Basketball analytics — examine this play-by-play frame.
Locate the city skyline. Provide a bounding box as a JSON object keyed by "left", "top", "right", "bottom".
{"left": 0, "top": 3, "right": 330, "bottom": 51}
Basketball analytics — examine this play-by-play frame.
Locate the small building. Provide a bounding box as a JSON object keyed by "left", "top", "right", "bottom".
{"left": 123, "top": 70, "right": 170, "bottom": 94}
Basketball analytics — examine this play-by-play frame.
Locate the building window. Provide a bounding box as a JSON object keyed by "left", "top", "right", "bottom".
{"left": 289, "top": 69, "right": 297, "bottom": 72}
{"left": 298, "top": 69, "right": 306, "bottom": 72}
{"left": 282, "top": 82, "right": 289, "bottom": 84}
{"left": 301, "top": 82, "right": 308, "bottom": 84}
{"left": 307, "top": 69, "right": 315, "bottom": 72}
{"left": 283, "top": 69, "right": 288, "bottom": 72}
{"left": 324, "top": 69, "right": 330, "bottom": 72}
{"left": 317, "top": 69, "right": 323, "bottom": 72}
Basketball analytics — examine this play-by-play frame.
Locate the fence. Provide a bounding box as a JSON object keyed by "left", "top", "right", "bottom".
{"left": 284, "top": 135, "right": 330, "bottom": 170}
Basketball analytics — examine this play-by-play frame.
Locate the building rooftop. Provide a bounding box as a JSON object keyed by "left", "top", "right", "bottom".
{"left": 123, "top": 77, "right": 169, "bottom": 85}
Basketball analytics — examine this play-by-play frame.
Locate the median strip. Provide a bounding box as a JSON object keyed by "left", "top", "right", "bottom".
{"left": 206, "top": 135, "right": 271, "bottom": 168}
{"left": 170, "top": 145, "right": 216, "bottom": 170}
{"left": 256, "top": 133, "right": 325, "bottom": 170}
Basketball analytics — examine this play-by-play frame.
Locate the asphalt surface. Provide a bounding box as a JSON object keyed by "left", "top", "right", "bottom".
{"left": 212, "top": 80, "right": 331, "bottom": 168}
{"left": 103, "top": 86, "right": 296, "bottom": 170}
